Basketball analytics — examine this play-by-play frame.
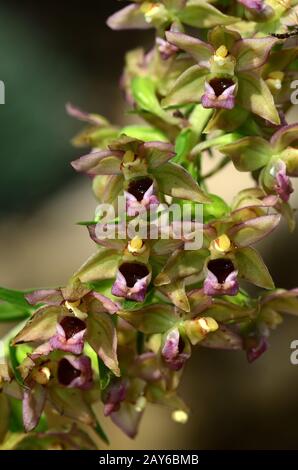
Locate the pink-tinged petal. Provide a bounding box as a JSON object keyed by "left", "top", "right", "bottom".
{"left": 165, "top": 31, "right": 213, "bottom": 65}
{"left": 237, "top": 0, "right": 266, "bottom": 11}
{"left": 71, "top": 150, "right": 123, "bottom": 175}
{"left": 112, "top": 262, "right": 151, "bottom": 302}
{"left": 162, "top": 64, "right": 209, "bottom": 108}
{"left": 13, "top": 305, "right": 62, "bottom": 345}
{"left": 23, "top": 385, "right": 47, "bottom": 432}
{"left": 93, "top": 174, "right": 124, "bottom": 204}
{"left": 270, "top": 122, "right": 298, "bottom": 152}
{"left": 133, "top": 352, "right": 162, "bottom": 382}
{"left": 245, "top": 335, "right": 268, "bottom": 363}
{"left": 110, "top": 402, "right": 143, "bottom": 439}
{"left": 90, "top": 291, "right": 121, "bottom": 314}
{"left": 201, "top": 80, "right": 236, "bottom": 110}
{"left": 87, "top": 224, "right": 127, "bottom": 251}
{"left": 49, "top": 317, "right": 87, "bottom": 355}
{"left": 273, "top": 160, "right": 293, "bottom": 202}
{"left": 201, "top": 325, "right": 243, "bottom": 350}
{"left": 237, "top": 73, "right": 280, "bottom": 125}
{"left": 187, "top": 289, "right": 213, "bottom": 317}
{"left": 235, "top": 247, "right": 274, "bottom": 290}
{"left": 66, "top": 103, "right": 108, "bottom": 126}
{"left": 103, "top": 380, "right": 128, "bottom": 416}
{"left": 109, "top": 378, "right": 146, "bottom": 438}
{"left": 153, "top": 162, "right": 210, "bottom": 203}
{"left": 25, "top": 289, "right": 64, "bottom": 306}
{"left": 261, "top": 288, "right": 298, "bottom": 315}
{"left": 234, "top": 36, "right": 279, "bottom": 72}
{"left": 161, "top": 328, "right": 190, "bottom": 371}
{"left": 107, "top": 4, "right": 149, "bottom": 30}
{"left": 228, "top": 214, "right": 281, "bottom": 247}
{"left": 156, "top": 37, "right": 179, "bottom": 60}
{"left": 57, "top": 355, "right": 93, "bottom": 390}
{"left": 124, "top": 180, "right": 159, "bottom": 217}
{"left": 141, "top": 141, "right": 175, "bottom": 169}
{"left": 203, "top": 259, "right": 239, "bottom": 296}
{"left": 87, "top": 311, "right": 120, "bottom": 376}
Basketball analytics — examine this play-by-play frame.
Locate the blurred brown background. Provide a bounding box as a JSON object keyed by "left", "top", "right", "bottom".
{"left": 0, "top": 0, "right": 298, "bottom": 450}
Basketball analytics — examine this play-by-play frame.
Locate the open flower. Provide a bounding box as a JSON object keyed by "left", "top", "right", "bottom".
{"left": 162, "top": 26, "right": 280, "bottom": 124}
{"left": 57, "top": 355, "right": 92, "bottom": 390}
{"left": 72, "top": 135, "right": 209, "bottom": 204}
{"left": 19, "top": 351, "right": 95, "bottom": 432}
{"left": 220, "top": 123, "right": 298, "bottom": 204}
{"left": 155, "top": 199, "right": 280, "bottom": 306}
{"left": 13, "top": 282, "right": 121, "bottom": 376}
{"left": 161, "top": 328, "right": 191, "bottom": 371}
{"left": 107, "top": 0, "right": 237, "bottom": 32}
{"left": 124, "top": 176, "right": 159, "bottom": 215}
{"left": 112, "top": 261, "right": 152, "bottom": 302}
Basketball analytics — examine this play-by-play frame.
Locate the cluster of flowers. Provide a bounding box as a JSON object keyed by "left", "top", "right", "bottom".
{"left": 1, "top": 0, "right": 298, "bottom": 450}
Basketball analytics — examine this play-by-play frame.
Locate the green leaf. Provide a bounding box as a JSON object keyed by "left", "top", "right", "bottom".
{"left": 174, "top": 128, "right": 197, "bottom": 164}
{"left": 203, "top": 194, "right": 230, "bottom": 222}
{"left": 229, "top": 214, "right": 281, "bottom": 247}
{"left": 97, "top": 356, "right": 112, "bottom": 391}
{"left": 122, "top": 288, "right": 155, "bottom": 311}
{"left": 178, "top": 0, "right": 237, "bottom": 28}
{"left": 235, "top": 246, "right": 275, "bottom": 289}
{"left": 0, "top": 303, "right": 30, "bottom": 322}
{"left": 87, "top": 311, "right": 120, "bottom": 376}
{"left": 0, "top": 287, "right": 31, "bottom": 310}
{"left": 131, "top": 76, "right": 177, "bottom": 124}
{"left": 119, "top": 125, "right": 168, "bottom": 142}
{"left": 8, "top": 344, "right": 25, "bottom": 388}
{"left": 95, "top": 422, "right": 110, "bottom": 446}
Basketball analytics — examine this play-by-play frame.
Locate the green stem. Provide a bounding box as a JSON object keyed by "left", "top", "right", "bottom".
{"left": 190, "top": 132, "right": 241, "bottom": 158}
{"left": 189, "top": 105, "right": 214, "bottom": 135}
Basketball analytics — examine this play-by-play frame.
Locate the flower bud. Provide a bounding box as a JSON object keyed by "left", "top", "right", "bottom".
{"left": 171, "top": 409, "right": 188, "bottom": 424}
{"left": 32, "top": 366, "right": 51, "bottom": 385}
{"left": 184, "top": 317, "right": 219, "bottom": 345}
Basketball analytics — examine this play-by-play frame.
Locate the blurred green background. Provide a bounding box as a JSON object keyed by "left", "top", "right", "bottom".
{"left": 0, "top": 0, "right": 298, "bottom": 450}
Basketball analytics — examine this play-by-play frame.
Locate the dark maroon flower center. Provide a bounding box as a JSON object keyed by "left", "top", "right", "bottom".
{"left": 127, "top": 177, "right": 153, "bottom": 201}
{"left": 209, "top": 77, "right": 234, "bottom": 97}
{"left": 208, "top": 258, "right": 235, "bottom": 284}
{"left": 119, "top": 262, "right": 149, "bottom": 288}
{"left": 60, "top": 316, "right": 86, "bottom": 340}
{"left": 178, "top": 336, "right": 185, "bottom": 354}
{"left": 57, "top": 358, "right": 81, "bottom": 386}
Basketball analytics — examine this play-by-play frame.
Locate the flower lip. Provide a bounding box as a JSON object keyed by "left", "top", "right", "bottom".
{"left": 119, "top": 262, "right": 150, "bottom": 288}
{"left": 207, "top": 258, "right": 235, "bottom": 284}
{"left": 60, "top": 316, "right": 86, "bottom": 340}
{"left": 127, "top": 177, "right": 154, "bottom": 201}
{"left": 57, "top": 358, "right": 81, "bottom": 386}
{"left": 209, "top": 77, "right": 235, "bottom": 97}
